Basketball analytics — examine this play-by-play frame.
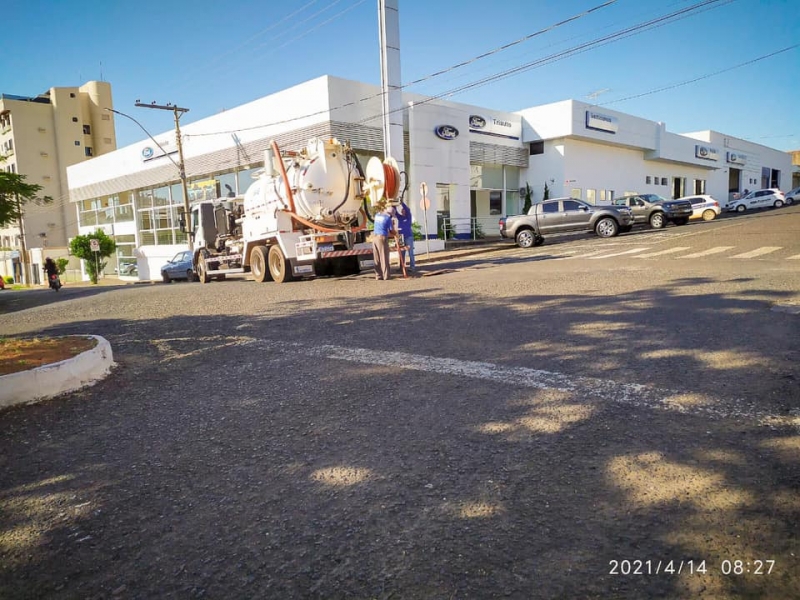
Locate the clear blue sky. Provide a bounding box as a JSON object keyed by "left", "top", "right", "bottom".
{"left": 2, "top": 0, "right": 798, "bottom": 151}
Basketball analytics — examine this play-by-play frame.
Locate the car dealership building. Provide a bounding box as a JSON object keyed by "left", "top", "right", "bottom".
{"left": 67, "top": 75, "right": 792, "bottom": 279}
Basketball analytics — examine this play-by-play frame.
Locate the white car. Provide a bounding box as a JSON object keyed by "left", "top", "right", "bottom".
{"left": 726, "top": 188, "right": 786, "bottom": 213}
{"left": 677, "top": 194, "right": 722, "bottom": 221}
{"left": 784, "top": 186, "right": 800, "bottom": 205}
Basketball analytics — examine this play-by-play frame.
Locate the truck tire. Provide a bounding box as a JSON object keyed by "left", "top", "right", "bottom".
{"left": 268, "top": 245, "right": 294, "bottom": 283}
{"left": 515, "top": 228, "right": 537, "bottom": 249}
{"left": 197, "top": 254, "right": 211, "bottom": 284}
{"left": 250, "top": 246, "right": 272, "bottom": 283}
{"left": 595, "top": 217, "right": 619, "bottom": 238}
{"left": 649, "top": 212, "right": 665, "bottom": 229}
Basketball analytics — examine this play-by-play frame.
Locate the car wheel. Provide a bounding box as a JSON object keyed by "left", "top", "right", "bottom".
{"left": 515, "top": 228, "right": 536, "bottom": 249}
{"left": 736, "top": 204, "right": 746, "bottom": 213}
{"left": 161, "top": 272, "right": 171, "bottom": 284}
{"left": 250, "top": 245, "right": 272, "bottom": 283}
{"left": 186, "top": 269, "right": 195, "bottom": 282}
{"left": 649, "top": 212, "right": 665, "bottom": 229}
{"left": 786, "top": 197, "right": 794, "bottom": 205}
{"left": 774, "top": 199, "right": 784, "bottom": 209}
{"left": 595, "top": 217, "right": 619, "bottom": 238}
{"left": 268, "top": 245, "right": 294, "bottom": 283}
{"left": 701, "top": 210, "right": 716, "bottom": 221}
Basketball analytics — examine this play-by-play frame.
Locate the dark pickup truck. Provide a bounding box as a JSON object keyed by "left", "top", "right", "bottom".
{"left": 612, "top": 194, "right": 693, "bottom": 228}
{"left": 499, "top": 197, "right": 634, "bottom": 248}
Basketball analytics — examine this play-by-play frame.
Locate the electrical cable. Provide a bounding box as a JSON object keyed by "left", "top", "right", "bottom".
{"left": 186, "top": 0, "right": 618, "bottom": 138}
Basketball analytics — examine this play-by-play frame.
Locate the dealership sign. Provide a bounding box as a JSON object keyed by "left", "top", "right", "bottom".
{"left": 585, "top": 111, "right": 618, "bottom": 134}
{"left": 727, "top": 151, "right": 747, "bottom": 165}
{"left": 140, "top": 140, "right": 177, "bottom": 162}
{"left": 434, "top": 125, "right": 459, "bottom": 140}
{"left": 468, "top": 114, "right": 521, "bottom": 140}
{"left": 695, "top": 145, "right": 719, "bottom": 161}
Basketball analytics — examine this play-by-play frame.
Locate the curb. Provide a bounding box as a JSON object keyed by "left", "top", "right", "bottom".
{"left": 0, "top": 335, "right": 114, "bottom": 410}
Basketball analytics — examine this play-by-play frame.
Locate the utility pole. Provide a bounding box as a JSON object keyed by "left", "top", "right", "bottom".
{"left": 134, "top": 102, "right": 192, "bottom": 251}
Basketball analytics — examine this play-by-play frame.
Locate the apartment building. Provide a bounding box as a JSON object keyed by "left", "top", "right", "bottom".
{"left": 0, "top": 81, "right": 116, "bottom": 280}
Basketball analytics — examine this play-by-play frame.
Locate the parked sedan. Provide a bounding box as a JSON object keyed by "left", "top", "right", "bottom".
{"left": 784, "top": 186, "right": 800, "bottom": 205}
{"left": 160, "top": 250, "right": 195, "bottom": 283}
{"left": 677, "top": 195, "right": 722, "bottom": 221}
{"left": 726, "top": 188, "right": 786, "bottom": 213}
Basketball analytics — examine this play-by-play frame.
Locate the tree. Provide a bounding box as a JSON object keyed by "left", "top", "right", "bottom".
{"left": 543, "top": 181, "right": 551, "bottom": 201}
{"left": 69, "top": 230, "right": 116, "bottom": 284}
{"left": 522, "top": 183, "right": 533, "bottom": 214}
{"left": 0, "top": 172, "right": 52, "bottom": 227}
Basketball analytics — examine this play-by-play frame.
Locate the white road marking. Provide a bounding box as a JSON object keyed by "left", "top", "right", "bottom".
{"left": 255, "top": 341, "right": 776, "bottom": 423}
{"left": 587, "top": 248, "right": 650, "bottom": 259}
{"left": 633, "top": 247, "right": 691, "bottom": 258}
{"left": 681, "top": 246, "right": 734, "bottom": 258}
{"left": 552, "top": 250, "right": 607, "bottom": 260}
{"left": 787, "top": 254, "right": 800, "bottom": 260}
{"left": 730, "top": 246, "right": 782, "bottom": 259}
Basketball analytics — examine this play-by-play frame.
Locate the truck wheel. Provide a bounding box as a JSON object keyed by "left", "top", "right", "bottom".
{"left": 515, "top": 228, "right": 537, "bottom": 248}
{"left": 197, "top": 255, "right": 211, "bottom": 284}
{"left": 250, "top": 246, "right": 272, "bottom": 283}
{"left": 268, "top": 245, "right": 294, "bottom": 283}
{"left": 595, "top": 217, "right": 619, "bottom": 238}
{"left": 649, "top": 212, "right": 665, "bottom": 229}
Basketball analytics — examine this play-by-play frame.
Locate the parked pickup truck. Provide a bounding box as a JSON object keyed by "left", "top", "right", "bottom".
{"left": 611, "top": 194, "right": 693, "bottom": 228}
{"left": 499, "top": 197, "right": 634, "bottom": 248}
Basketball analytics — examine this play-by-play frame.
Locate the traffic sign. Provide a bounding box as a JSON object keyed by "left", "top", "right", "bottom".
{"left": 419, "top": 182, "right": 430, "bottom": 210}
{"left": 90, "top": 239, "right": 100, "bottom": 252}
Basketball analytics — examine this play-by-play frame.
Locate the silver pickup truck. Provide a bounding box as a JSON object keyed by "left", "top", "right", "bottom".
{"left": 499, "top": 197, "right": 634, "bottom": 248}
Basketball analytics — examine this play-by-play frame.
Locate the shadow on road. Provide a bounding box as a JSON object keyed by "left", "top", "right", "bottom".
{"left": 0, "top": 280, "right": 798, "bottom": 598}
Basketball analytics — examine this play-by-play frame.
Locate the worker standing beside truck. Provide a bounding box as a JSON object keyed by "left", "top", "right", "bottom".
{"left": 396, "top": 201, "right": 415, "bottom": 272}
{"left": 372, "top": 205, "right": 395, "bottom": 280}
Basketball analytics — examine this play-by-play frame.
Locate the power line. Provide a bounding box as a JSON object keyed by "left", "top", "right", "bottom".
{"left": 599, "top": 44, "right": 799, "bottom": 105}
{"left": 187, "top": 0, "right": 619, "bottom": 138}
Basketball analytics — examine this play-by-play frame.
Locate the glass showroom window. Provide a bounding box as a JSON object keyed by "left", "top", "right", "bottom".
{"left": 79, "top": 199, "right": 97, "bottom": 227}
{"left": 114, "top": 192, "right": 134, "bottom": 223}
{"left": 114, "top": 235, "right": 137, "bottom": 275}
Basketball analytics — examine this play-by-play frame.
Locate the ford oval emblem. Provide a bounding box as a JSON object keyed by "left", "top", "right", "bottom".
{"left": 141, "top": 146, "right": 154, "bottom": 159}
{"left": 469, "top": 115, "right": 486, "bottom": 129}
{"left": 435, "top": 125, "right": 459, "bottom": 140}
{"left": 699, "top": 147, "right": 708, "bottom": 157}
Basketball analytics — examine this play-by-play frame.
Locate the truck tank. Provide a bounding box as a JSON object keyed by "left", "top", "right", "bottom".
{"left": 244, "top": 138, "right": 365, "bottom": 230}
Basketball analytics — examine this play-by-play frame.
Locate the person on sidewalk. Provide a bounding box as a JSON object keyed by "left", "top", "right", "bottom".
{"left": 371, "top": 205, "right": 395, "bottom": 280}
{"left": 396, "top": 201, "right": 415, "bottom": 272}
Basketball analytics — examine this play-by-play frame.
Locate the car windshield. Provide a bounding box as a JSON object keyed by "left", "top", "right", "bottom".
{"left": 172, "top": 252, "right": 187, "bottom": 262}
{"left": 641, "top": 194, "right": 668, "bottom": 203}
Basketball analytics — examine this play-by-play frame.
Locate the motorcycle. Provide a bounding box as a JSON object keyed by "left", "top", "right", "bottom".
{"left": 48, "top": 273, "right": 62, "bottom": 292}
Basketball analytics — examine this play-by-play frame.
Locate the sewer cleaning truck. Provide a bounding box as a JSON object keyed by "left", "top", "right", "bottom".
{"left": 185, "top": 137, "right": 401, "bottom": 283}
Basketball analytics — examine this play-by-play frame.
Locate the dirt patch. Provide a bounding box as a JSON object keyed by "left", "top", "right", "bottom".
{"left": 0, "top": 336, "right": 97, "bottom": 376}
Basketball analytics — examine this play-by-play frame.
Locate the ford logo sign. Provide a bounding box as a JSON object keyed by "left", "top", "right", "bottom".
{"left": 469, "top": 115, "right": 486, "bottom": 129}
{"left": 434, "top": 125, "right": 459, "bottom": 140}
{"left": 141, "top": 146, "right": 154, "bottom": 159}
{"left": 699, "top": 147, "right": 708, "bottom": 157}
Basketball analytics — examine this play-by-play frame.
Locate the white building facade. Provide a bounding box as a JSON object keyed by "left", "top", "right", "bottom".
{"left": 67, "top": 75, "right": 792, "bottom": 279}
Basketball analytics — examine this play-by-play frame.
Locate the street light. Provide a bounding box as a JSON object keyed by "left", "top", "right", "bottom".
{"left": 105, "top": 104, "right": 192, "bottom": 252}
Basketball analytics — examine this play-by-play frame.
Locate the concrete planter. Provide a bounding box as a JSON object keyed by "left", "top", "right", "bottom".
{"left": 0, "top": 335, "right": 114, "bottom": 410}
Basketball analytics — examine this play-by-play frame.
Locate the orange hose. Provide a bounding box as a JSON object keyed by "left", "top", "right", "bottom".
{"left": 271, "top": 140, "right": 296, "bottom": 216}
{"left": 383, "top": 163, "right": 398, "bottom": 200}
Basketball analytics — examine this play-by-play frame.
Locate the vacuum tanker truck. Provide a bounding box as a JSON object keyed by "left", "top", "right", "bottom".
{"left": 186, "top": 137, "right": 401, "bottom": 283}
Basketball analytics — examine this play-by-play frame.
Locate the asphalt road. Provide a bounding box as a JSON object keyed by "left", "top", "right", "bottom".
{"left": 1, "top": 205, "right": 798, "bottom": 599}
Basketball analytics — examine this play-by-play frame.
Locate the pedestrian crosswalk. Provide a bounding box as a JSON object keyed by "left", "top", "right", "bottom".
{"left": 486, "top": 244, "right": 800, "bottom": 263}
